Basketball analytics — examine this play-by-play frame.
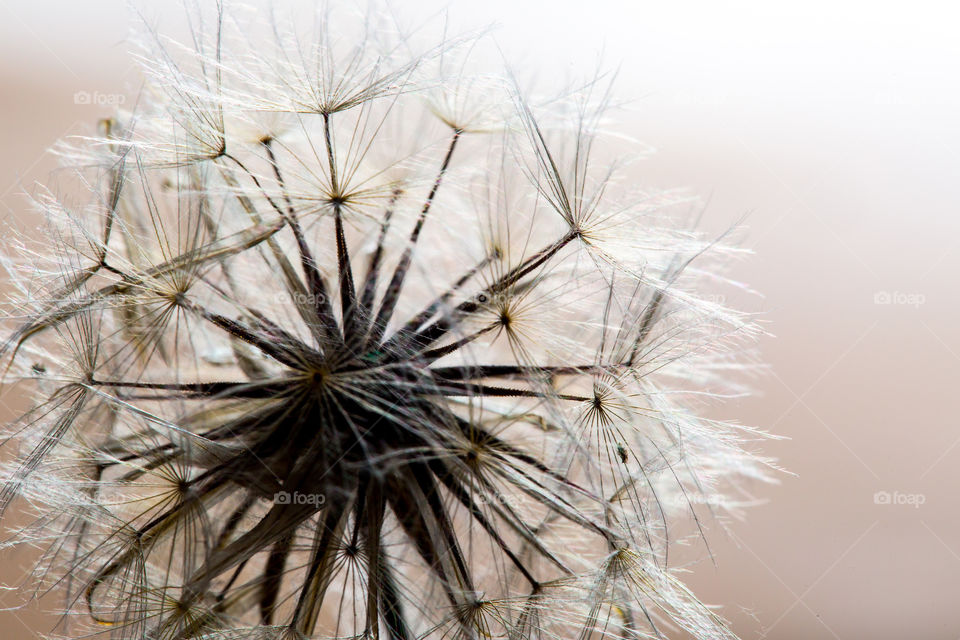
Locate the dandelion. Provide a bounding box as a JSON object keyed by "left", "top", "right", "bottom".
{"left": 0, "top": 3, "right": 772, "bottom": 640}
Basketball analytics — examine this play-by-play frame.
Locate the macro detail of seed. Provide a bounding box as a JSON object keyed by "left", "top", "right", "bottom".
{"left": 0, "top": 3, "right": 771, "bottom": 640}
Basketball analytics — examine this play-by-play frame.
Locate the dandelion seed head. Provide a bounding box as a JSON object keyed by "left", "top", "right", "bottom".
{"left": 0, "top": 3, "right": 774, "bottom": 639}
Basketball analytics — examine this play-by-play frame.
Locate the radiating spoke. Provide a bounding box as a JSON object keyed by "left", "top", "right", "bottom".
{"left": 370, "top": 131, "right": 462, "bottom": 346}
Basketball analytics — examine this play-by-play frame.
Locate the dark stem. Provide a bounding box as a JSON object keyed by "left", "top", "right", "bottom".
{"left": 369, "top": 130, "right": 462, "bottom": 347}
{"left": 358, "top": 189, "right": 401, "bottom": 332}
{"left": 402, "top": 229, "right": 579, "bottom": 351}
{"left": 227, "top": 151, "right": 342, "bottom": 347}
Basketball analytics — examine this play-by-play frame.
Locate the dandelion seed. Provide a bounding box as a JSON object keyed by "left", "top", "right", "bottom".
{"left": 0, "top": 3, "right": 773, "bottom": 640}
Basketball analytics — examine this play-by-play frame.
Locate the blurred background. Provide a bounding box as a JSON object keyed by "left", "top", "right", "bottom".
{"left": 0, "top": 1, "right": 957, "bottom": 638}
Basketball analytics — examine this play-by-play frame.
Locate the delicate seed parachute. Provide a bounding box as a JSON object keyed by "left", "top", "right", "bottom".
{"left": 0, "top": 3, "right": 774, "bottom": 640}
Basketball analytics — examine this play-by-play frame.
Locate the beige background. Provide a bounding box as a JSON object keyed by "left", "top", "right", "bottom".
{"left": 1, "top": 1, "right": 958, "bottom": 638}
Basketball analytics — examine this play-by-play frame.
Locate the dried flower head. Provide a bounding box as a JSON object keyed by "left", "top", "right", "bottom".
{"left": 0, "top": 3, "right": 772, "bottom": 640}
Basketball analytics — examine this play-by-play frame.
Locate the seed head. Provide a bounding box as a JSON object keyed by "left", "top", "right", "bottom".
{"left": 0, "top": 3, "right": 772, "bottom": 640}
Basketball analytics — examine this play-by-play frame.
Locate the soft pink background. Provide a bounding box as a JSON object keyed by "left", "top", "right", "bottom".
{"left": 1, "top": 1, "right": 958, "bottom": 638}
